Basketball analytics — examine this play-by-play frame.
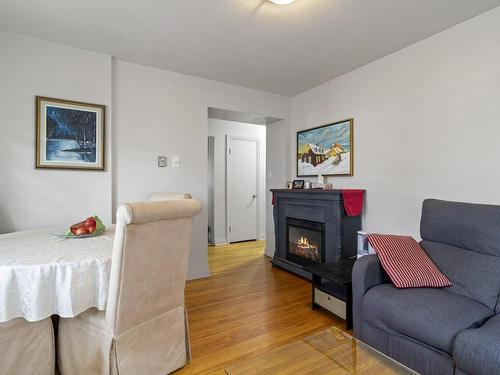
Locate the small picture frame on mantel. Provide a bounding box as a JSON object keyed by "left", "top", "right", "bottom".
{"left": 292, "top": 179, "right": 305, "bottom": 189}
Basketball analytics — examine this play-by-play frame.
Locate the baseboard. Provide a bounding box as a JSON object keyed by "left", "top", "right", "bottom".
{"left": 214, "top": 237, "right": 228, "bottom": 245}
{"left": 187, "top": 268, "right": 210, "bottom": 280}
{"left": 265, "top": 247, "right": 275, "bottom": 257}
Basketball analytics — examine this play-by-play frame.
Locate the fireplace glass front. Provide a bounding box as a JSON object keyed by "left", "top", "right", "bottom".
{"left": 286, "top": 218, "right": 325, "bottom": 266}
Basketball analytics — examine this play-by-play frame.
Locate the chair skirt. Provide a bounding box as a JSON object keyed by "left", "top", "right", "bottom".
{"left": 0, "top": 317, "right": 55, "bottom": 375}
{"left": 58, "top": 306, "right": 190, "bottom": 375}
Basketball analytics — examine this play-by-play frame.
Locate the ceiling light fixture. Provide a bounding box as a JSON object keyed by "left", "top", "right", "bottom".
{"left": 269, "top": 0, "right": 295, "bottom": 5}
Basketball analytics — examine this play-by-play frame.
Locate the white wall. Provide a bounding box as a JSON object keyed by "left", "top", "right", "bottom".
{"left": 0, "top": 31, "right": 290, "bottom": 280}
{"left": 112, "top": 60, "right": 290, "bottom": 279}
{"left": 208, "top": 119, "right": 266, "bottom": 244}
{"left": 0, "top": 31, "right": 112, "bottom": 233}
{"left": 290, "top": 8, "right": 500, "bottom": 239}
{"left": 265, "top": 120, "right": 290, "bottom": 256}
{"left": 8, "top": 6, "right": 497, "bottom": 276}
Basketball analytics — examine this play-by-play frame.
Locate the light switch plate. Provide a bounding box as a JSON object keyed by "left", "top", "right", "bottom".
{"left": 172, "top": 156, "right": 180, "bottom": 168}
{"left": 158, "top": 156, "right": 167, "bottom": 167}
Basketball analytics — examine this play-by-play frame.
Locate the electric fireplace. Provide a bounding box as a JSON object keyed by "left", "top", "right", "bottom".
{"left": 286, "top": 218, "right": 325, "bottom": 266}
{"left": 271, "top": 189, "right": 362, "bottom": 279}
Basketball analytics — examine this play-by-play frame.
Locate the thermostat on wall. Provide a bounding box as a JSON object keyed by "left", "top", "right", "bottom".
{"left": 158, "top": 156, "right": 167, "bottom": 167}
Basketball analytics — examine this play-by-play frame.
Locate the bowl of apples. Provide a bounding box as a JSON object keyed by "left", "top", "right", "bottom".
{"left": 54, "top": 216, "right": 106, "bottom": 239}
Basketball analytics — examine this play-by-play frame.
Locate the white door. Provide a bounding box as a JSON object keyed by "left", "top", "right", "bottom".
{"left": 227, "top": 136, "right": 259, "bottom": 242}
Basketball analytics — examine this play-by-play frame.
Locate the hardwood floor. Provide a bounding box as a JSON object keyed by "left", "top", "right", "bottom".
{"left": 175, "top": 241, "right": 343, "bottom": 374}
{"left": 225, "top": 327, "right": 412, "bottom": 375}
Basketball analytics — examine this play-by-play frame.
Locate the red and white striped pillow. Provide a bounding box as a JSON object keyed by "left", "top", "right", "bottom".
{"left": 368, "top": 233, "right": 451, "bottom": 289}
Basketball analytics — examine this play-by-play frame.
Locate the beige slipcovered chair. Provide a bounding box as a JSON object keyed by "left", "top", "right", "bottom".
{"left": 0, "top": 317, "right": 55, "bottom": 375}
{"left": 58, "top": 199, "right": 202, "bottom": 375}
{"left": 150, "top": 192, "right": 192, "bottom": 201}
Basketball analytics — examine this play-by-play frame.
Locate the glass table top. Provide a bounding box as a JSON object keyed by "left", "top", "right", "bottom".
{"left": 225, "top": 326, "right": 419, "bottom": 374}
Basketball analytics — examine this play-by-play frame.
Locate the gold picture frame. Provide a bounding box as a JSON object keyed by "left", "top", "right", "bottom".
{"left": 296, "top": 118, "right": 353, "bottom": 177}
{"left": 36, "top": 96, "right": 105, "bottom": 170}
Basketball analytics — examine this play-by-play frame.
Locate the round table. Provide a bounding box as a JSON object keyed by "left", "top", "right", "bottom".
{"left": 0, "top": 227, "right": 115, "bottom": 323}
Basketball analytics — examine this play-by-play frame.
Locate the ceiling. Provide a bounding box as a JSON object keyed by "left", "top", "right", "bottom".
{"left": 1, "top": 0, "right": 499, "bottom": 96}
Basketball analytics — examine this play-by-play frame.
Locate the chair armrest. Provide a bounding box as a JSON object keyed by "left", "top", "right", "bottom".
{"left": 352, "top": 255, "right": 389, "bottom": 337}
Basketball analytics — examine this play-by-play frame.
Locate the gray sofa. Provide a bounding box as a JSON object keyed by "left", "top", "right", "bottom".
{"left": 352, "top": 199, "right": 500, "bottom": 375}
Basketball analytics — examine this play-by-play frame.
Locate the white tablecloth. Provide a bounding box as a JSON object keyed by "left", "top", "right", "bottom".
{"left": 0, "top": 227, "right": 115, "bottom": 322}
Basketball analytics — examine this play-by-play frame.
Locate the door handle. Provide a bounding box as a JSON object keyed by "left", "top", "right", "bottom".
{"left": 247, "top": 195, "right": 257, "bottom": 208}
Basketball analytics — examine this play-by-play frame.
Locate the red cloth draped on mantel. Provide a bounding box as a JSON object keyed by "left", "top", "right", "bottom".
{"left": 342, "top": 189, "right": 364, "bottom": 216}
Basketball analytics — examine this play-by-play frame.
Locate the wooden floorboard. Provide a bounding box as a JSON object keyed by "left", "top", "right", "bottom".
{"left": 175, "top": 240, "right": 343, "bottom": 374}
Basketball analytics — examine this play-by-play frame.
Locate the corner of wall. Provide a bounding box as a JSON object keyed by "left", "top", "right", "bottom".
{"left": 187, "top": 267, "right": 211, "bottom": 281}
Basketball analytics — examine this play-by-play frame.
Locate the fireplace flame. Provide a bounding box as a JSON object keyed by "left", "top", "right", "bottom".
{"left": 290, "top": 233, "right": 320, "bottom": 262}
{"left": 297, "top": 236, "right": 317, "bottom": 251}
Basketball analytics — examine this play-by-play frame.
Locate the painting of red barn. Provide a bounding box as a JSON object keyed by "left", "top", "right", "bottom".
{"left": 297, "top": 119, "right": 353, "bottom": 177}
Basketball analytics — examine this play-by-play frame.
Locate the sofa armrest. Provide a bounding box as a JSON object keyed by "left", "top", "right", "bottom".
{"left": 352, "top": 255, "right": 389, "bottom": 337}
{"left": 352, "top": 254, "right": 388, "bottom": 294}
{"left": 454, "top": 314, "right": 500, "bottom": 375}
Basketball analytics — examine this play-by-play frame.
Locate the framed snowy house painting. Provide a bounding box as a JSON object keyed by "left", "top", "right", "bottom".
{"left": 297, "top": 119, "right": 353, "bottom": 177}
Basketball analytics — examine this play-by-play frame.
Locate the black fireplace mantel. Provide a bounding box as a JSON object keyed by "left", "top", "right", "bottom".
{"left": 271, "top": 189, "right": 362, "bottom": 279}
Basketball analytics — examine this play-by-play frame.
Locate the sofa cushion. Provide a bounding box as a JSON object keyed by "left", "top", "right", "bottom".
{"left": 454, "top": 314, "right": 500, "bottom": 375}
{"left": 368, "top": 234, "right": 451, "bottom": 288}
{"left": 422, "top": 240, "right": 500, "bottom": 310}
{"left": 420, "top": 199, "right": 500, "bottom": 257}
{"left": 362, "top": 284, "right": 493, "bottom": 354}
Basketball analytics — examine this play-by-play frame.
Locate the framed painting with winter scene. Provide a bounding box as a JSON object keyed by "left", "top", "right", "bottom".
{"left": 36, "top": 96, "right": 105, "bottom": 170}
{"left": 297, "top": 119, "right": 353, "bottom": 177}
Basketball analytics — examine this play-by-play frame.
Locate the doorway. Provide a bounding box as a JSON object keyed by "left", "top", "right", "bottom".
{"left": 207, "top": 109, "right": 271, "bottom": 246}
{"left": 207, "top": 106, "right": 286, "bottom": 265}
{"left": 208, "top": 136, "right": 215, "bottom": 245}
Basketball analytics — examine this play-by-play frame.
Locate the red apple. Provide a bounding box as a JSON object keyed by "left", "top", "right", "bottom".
{"left": 70, "top": 217, "right": 97, "bottom": 236}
